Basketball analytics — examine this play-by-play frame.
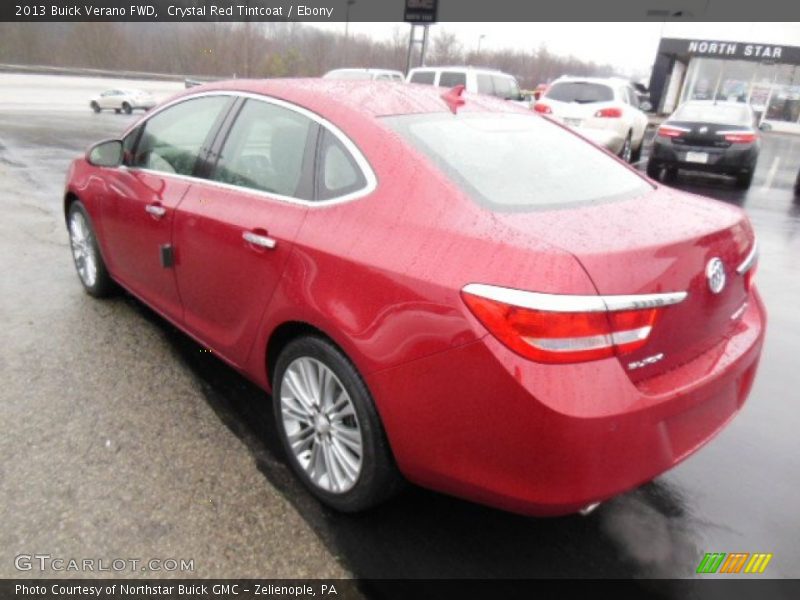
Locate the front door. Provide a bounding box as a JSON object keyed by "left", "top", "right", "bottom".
{"left": 100, "top": 95, "right": 233, "bottom": 321}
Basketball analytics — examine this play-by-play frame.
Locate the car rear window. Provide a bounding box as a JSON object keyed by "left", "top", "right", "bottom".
{"left": 410, "top": 71, "right": 436, "bottom": 85}
{"left": 672, "top": 103, "right": 752, "bottom": 125}
{"left": 439, "top": 71, "right": 467, "bottom": 88}
{"left": 547, "top": 82, "right": 614, "bottom": 103}
{"left": 383, "top": 113, "right": 651, "bottom": 211}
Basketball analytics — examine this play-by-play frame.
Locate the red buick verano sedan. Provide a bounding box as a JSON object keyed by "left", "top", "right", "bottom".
{"left": 64, "top": 80, "right": 765, "bottom": 516}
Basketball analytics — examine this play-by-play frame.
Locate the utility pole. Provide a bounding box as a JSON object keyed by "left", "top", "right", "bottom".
{"left": 343, "top": 0, "right": 356, "bottom": 65}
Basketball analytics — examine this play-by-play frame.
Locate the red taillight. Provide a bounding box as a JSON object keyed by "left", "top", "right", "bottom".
{"left": 461, "top": 291, "right": 662, "bottom": 364}
{"left": 533, "top": 102, "right": 552, "bottom": 114}
{"left": 723, "top": 132, "right": 757, "bottom": 144}
{"left": 657, "top": 126, "right": 686, "bottom": 138}
{"left": 594, "top": 107, "right": 622, "bottom": 118}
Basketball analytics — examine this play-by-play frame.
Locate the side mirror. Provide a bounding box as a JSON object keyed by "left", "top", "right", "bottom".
{"left": 640, "top": 101, "right": 653, "bottom": 113}
{"left": 86, "top": 139, "right": 123, "bottom": 168}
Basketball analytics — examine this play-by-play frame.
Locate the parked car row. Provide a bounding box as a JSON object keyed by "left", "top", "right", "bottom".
{"left": 67, "top": 78, "right": 764, "bottom": 517}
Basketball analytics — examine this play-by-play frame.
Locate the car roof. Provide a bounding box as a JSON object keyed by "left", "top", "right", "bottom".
{"left": 409, "top": 66, "right": 515, "bottom": 77}
{"left": 326, "top": 68, "right": 403, "bottom": 75}
{"left": 552, "top": 76, "right": 629, "bottom": 86}
{"left": 168, "top": 79, "right": 526, "bottom": 119}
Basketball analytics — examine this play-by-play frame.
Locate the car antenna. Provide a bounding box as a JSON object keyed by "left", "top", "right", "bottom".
{"left": 441, "top": 85, "right": 466, "bottom": 114}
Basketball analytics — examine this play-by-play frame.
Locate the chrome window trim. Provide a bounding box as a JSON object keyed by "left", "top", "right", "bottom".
{"left": 462, "top": 283, "right": 687, "bottom": 313}
{"left": 121, "top": 90, "right": 377, "bottom": 208}
{"left": 736, "top": 241, "right": 758, "bottom": 275}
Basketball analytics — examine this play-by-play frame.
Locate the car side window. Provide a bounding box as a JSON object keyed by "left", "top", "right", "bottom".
{"left": 477, "top": 74, "right": 494, "bottom": 95}
{"left": 627, "top": 87, "right": 640, "bottom": 108}
{"left": 212, "top": 99, "right": 314, "bottom": 198}
{"left": 316, "top": 129, "right": 367, "bottom": 201}
{"left": 439, "top": 72, "right": 467, "bottom": 88}
{"left": 410, "top": 71, "right": 435, "bottom": 85}
{"left": 130, "top": 96, "right": 230, "bottom": 176}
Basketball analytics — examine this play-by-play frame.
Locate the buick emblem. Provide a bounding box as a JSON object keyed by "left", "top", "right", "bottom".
{"left": 706, "top": 257, "right": 726, "bottom": 294}
{"left": 699, "top": 126, "right": 708, "bottom": 133}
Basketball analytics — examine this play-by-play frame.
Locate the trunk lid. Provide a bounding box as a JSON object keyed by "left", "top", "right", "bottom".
{"left": 493, "top": 186, "right": 755, "bottom": 380}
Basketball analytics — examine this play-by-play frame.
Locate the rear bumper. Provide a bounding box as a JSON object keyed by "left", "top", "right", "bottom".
{"left": 650, "top": 140, "right": 758, "bottom": 174}
{"left": 368, "top": 289, "right": 766, "bottom": 516}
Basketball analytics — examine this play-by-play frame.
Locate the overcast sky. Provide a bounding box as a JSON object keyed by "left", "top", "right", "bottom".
{"left": 309, "top": 22, "right": 799, "bottom": 79}
{"left": 310, "top": 22, "right": 668, "bottom": 77}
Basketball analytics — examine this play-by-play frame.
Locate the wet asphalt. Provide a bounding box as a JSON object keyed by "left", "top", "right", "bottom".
{"left": 0, "top": 81, "right": 799, "bottom": 584}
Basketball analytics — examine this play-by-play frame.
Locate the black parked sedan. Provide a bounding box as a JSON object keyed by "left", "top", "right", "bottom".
{"left": 647, "top": 101, "right": 760, "bottom": 189}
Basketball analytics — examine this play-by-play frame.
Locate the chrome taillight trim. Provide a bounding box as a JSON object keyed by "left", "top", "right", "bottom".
{"left": 736, "top": 241, "right": 758, "bottom": 275}
{"left": 461, "top": 283, "right": 687, "bottom": 313}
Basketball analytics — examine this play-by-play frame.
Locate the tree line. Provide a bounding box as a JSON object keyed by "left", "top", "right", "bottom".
{"left": 0, "top": 22, "right": 619, "bottom": 88}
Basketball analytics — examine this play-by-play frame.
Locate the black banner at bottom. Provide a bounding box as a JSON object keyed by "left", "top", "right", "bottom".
{"left": 4, "top": 579, "right": 800, "bottom": 600}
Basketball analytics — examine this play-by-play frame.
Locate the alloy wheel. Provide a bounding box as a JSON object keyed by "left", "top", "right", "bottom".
{"left": 69, "top": 211, "right": 98, "bottom": 288}
{"left": 279, "top": 357, "right": 363, "bottom": 494}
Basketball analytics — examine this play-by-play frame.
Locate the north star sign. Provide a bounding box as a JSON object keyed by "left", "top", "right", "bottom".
{"left": 687, "top": 40, "right": 783, "bottom": 60}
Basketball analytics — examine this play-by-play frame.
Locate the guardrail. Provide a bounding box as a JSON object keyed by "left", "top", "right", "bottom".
{"left": 0, "top": 63, "right": 219, "bottom": 83}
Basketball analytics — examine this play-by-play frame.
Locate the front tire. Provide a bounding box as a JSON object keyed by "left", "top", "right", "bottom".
{"left": 122, "top": 102, "right": 132, "bottom": 115}
{"left": 273, "top": 336, "right": 403, "bottom": 512}
{"left": 67, "top": 201, "right": 115, "bottom": 297}
{"left": 90, "top": 101, "right": 101, "bottom": 113}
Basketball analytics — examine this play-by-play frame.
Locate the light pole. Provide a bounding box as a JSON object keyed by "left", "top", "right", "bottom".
{"left": 477, "top": 34, "right": 486, "bottom": 62}
{"left": 344, "top": 0, "right": 356, "bottom": 65}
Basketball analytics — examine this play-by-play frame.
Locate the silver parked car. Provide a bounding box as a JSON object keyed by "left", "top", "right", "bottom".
{"left": 89, "top": 89, "right": 156, "bottom": 114}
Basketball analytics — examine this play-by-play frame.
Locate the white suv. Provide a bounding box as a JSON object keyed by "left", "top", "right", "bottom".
{"left": 406, "top": 66, "right": 528, "bottom": 106}
{"left": 534, "top": 76, "right": 649, "bottom": 162}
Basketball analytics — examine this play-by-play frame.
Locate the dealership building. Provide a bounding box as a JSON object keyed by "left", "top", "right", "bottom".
{"left": 648, "top": 23, "right": 800, "bottom": 133}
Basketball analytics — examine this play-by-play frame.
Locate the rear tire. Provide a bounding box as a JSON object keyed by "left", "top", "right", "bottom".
{"left": 630, "top": 138, "right": 643, "bottom": 163}
{"left": 90, "top": 101, "right": 101, "bottom": 113}
{"left": 646, "top": 159, "right": 661, "bottom": 180}
{"left": 122, "top": 102, "right": 132, "bottom": 115}
{"left": 619, "top": 132, "right": 633, "bottom": 163}
{"left": 735, "top": 170, "right": 753, "bottom": 190}
{"left": 67, "top": 201, "right": 116, "bottom": 298}
{"left": 272, "top": 335, "right": 403, "bottom": 512}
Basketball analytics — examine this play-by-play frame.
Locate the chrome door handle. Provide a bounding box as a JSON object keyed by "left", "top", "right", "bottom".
{"left": 145, "top": 204, "right": 166, "bottom": 218}
{"left": 243, "top": 231, "right": 277, "bottom": 249}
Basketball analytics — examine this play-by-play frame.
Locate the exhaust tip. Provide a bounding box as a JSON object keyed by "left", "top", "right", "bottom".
{"left": 579, "top": 502, "right": 601, "bottom": 516}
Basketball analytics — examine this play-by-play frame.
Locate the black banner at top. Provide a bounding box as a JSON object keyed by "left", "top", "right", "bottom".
{"left": 2, "top": 0, "right": 800, "bottom": 22}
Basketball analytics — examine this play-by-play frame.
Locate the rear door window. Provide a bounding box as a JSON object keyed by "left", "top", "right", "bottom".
{"left": 410, "top": 71, "right": 436, "bottom": 85}
{"left": 211, "top": 99, "right": 315, "bottom": 199}
{"left": 315, "top": 130, "right": 367, "bottom": 201}
{"left": 439, "top": 72, "right": 467, "bottom": 88}
{"left": 546, "top": 82, "right": 614, "bottom": 103}
{"left": 130, "top": 95, "right": 231, "bottom": 176}
{"left": 383, "top": 112, "right": 651, "bottom": 211}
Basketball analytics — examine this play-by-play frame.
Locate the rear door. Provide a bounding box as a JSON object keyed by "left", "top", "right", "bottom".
{"left": 99, "top": 95, "right": 233, "bottom": 321}
{"left": 172, "top": 97, "right": 316, "bottom": 365}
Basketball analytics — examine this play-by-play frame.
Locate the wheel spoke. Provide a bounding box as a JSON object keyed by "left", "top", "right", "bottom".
{"left": 284, "top": 369, "right": 315, "bottom": 413}
{"left": 331, "top": 423, "right": 362, "bottom": 456}
{"left": 330, "top": 439, "right": 360, "bottom": 481}
{"left": 288, "top": 427, "right": 315, "bottom": 453}
{"left": 281, "top": 397, "right": 312, "bottom": 424}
